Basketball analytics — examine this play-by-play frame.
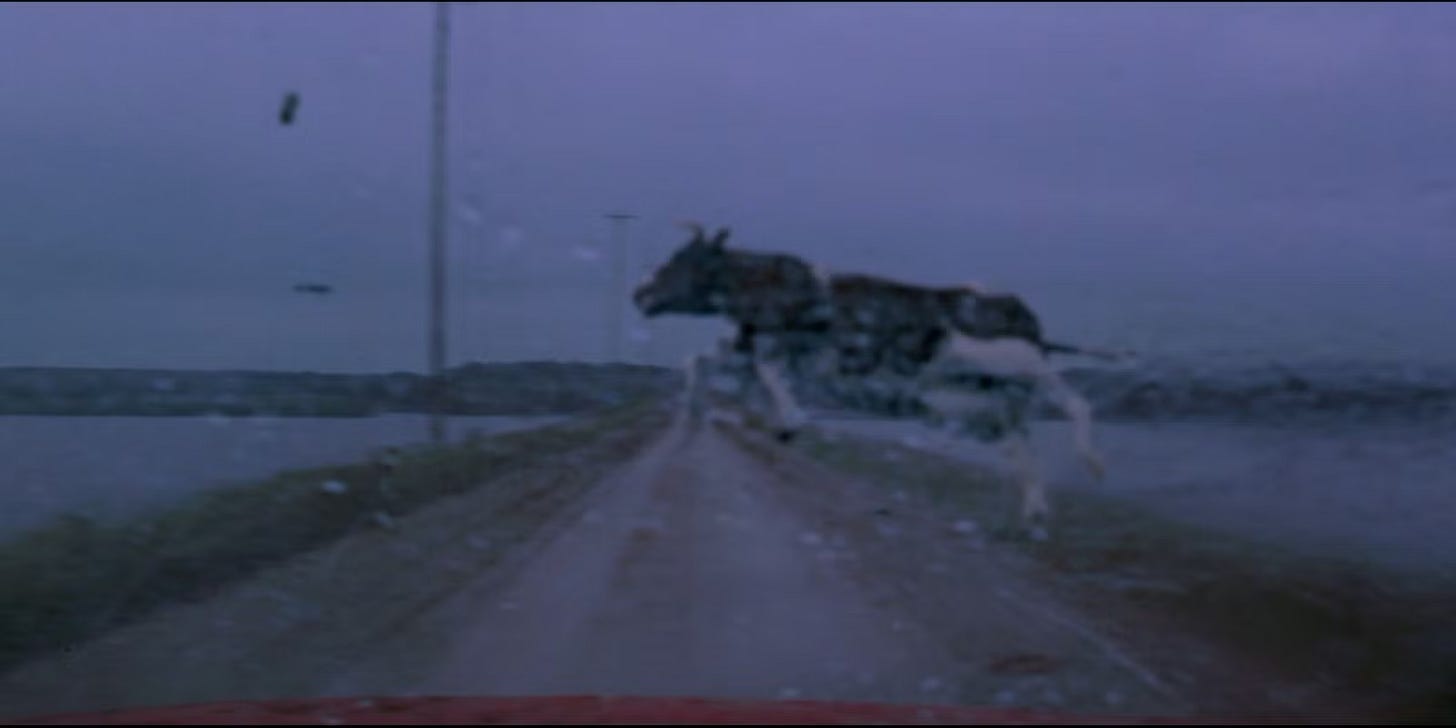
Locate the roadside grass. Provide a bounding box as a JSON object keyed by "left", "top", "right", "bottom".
{"left": 0, "top": 398, "right": 671, "bottom": 675}
{"left": 757, "top": 421, "right": 1456, "bottom": 723}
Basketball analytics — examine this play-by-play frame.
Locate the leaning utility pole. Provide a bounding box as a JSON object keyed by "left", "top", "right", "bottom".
{"left": 427, "top": 2, "right": 451, "bottom": 444}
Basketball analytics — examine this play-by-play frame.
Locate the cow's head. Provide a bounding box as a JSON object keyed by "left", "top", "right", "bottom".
{"left": 633, "top": 222, "right": 732, "bottom": 317}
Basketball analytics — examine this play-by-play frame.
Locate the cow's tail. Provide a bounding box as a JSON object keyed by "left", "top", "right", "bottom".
{"left": 1042, "top": 339, "right": 1136, "bottom": 364}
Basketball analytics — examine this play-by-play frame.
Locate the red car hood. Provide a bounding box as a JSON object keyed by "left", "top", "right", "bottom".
{"left": 10, "top": 695, "right": 1231, "bottom": 725}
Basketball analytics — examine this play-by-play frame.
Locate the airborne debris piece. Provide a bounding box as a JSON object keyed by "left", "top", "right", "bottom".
{"left": 279, "top": 91, "right": 300, "bottom": 125}
{"left": 952, "top": 519, "right": 979, "bottom": 535}
{"left": 293, "top": 283, "right": 333, "bottom": 295}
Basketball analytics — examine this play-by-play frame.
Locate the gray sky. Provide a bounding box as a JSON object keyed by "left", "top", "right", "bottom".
{"left": 3, "top": 2, "right": 1455, "bottom": 371}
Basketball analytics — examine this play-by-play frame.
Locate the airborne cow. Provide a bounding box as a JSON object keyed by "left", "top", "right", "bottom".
{"left": 633, "top": 223, "right": 1114, "bottom": 536}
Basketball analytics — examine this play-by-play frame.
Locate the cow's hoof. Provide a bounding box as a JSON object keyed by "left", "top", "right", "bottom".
{"left": 1022, "top": 509, "right": 1052, "bottom": 542}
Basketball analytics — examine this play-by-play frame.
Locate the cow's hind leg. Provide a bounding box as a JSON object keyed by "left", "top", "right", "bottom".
{"left": 1038, "top": 370, "right": 1105, "bottom": 481}
{"left": 918, "top": 384, "right": 1049, "bottom": 541}
{"left": 1002, "top": 432, "right": 1050, "bottom": 542}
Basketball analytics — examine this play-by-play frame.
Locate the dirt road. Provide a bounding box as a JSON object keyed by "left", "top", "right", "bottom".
{"left": 334, "top": 416, "right": 1188, "bottom": 716}
{"left": 3, "top": 413, "right": 1201, "bottom": 721}
{"left": 393, "top": 419, "right": 949, "bottom": 702}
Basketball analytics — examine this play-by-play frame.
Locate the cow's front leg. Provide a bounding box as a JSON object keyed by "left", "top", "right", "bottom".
{"left": 752, "top": 354, "right": 809, "bottom": 442}
{"left": 682, "top": 352, "right": 709, "bottom": 426}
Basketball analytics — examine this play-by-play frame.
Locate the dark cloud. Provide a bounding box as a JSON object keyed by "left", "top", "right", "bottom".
{"left": 2, "top": 3, "right": 1453, "bottom": 370}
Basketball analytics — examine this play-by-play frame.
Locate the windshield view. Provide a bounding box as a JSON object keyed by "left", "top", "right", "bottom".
{"left": 2, "top": 2, "right": 1454, "bottom": 724}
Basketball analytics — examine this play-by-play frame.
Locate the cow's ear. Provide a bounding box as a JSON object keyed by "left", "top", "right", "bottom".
{"left": 678, "top": 220, "right": 706, "bottom": 246}
{"left": 710, "top": 227, "right": 731, "bottom": 250}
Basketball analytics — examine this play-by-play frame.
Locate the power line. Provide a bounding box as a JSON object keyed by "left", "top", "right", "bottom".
{"left": 605, "top": 212, "right": 637, "bottom": 363}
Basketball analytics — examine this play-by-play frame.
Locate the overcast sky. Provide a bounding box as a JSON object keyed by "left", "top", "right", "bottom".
{"left": 2, "top": 2, "right": 1454, "bottom": 371}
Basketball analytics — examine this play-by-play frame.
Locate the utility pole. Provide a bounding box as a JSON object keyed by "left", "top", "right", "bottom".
{"left": 427, "top": 2, "right": 451, "bottom": 444}
{"left": 638, "top": 247, "right": 655, "bottom": 366}
{"left": 604, "top": 212, "right": 636, "bottom": 363}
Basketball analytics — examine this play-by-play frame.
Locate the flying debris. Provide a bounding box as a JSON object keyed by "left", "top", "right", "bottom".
{"left": 279, "top": 91, "right": 300, "bottom": 125}
{"left": 293, "top": 283, "right": 333, "bottom": 295}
